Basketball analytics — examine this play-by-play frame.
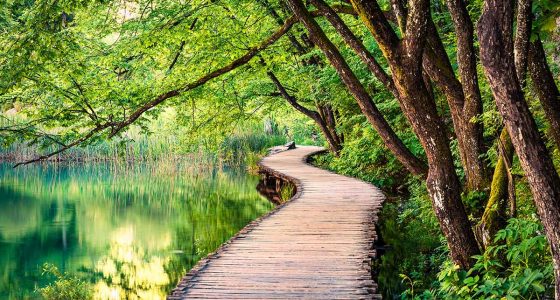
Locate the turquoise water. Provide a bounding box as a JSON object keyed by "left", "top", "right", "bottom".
{"left": 0, "top": 161, "right": 273, "bottom": 299}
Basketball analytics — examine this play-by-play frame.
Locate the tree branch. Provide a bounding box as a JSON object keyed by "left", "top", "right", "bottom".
{"left": 12, "top": 126, "right": 102, "bottom": 168}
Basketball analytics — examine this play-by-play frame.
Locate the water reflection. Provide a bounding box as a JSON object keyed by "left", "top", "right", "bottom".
{"left": 94, "top": 226, "right": 170, "bottom": 299}
{"left": 0, "top": 162, "right": 273, "bottom": 299}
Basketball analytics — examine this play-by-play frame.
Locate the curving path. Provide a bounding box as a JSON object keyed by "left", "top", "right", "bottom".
{"left": 168, "top": 146, "right": 384, "bottom": 299}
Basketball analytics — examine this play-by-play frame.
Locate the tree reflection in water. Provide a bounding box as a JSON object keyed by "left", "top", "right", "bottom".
{"left": 95, "top": 226, "right": 170, "bottom": 299}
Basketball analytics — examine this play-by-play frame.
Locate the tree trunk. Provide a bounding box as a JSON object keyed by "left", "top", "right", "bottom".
{"left": 422, "top": 39, "right": 487, "bottom": 191}
{"left": 514, "top": 0, "right": 532, "bottom": 85}
{"left": 284, "top": 0, "right": 429, "bottom": 177}
{"left": 320, "top": 104, "right": 343, "bottom": 147}
{"left": 383, "top": 0, "right": 488, "bottom": 191}
{"left": 393, "top": 57, "right": 481, "bottom": 269}
{"left": 477, "top": 0, "right": 532, "bottom": 244}
{"left": 529, "top": 38, "right": 560, "bottom": 151}
{"left": 349, "top": 0, "right": 480, "bottom": 269}
{"left": 476, "top": 129, "right": 513, "bottom": 249}
{"left": 442, "top": 0, "right": 488, "bottom": 191}
{"left": 478, "top": 1, "right": 560, "bottom": 297}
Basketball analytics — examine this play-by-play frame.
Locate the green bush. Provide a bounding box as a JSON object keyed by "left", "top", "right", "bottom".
{"left": 402, "top": 217, "right": 553, "bottom": 299}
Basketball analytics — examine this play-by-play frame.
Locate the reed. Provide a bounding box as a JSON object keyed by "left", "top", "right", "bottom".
{"left": 1, "top": 127, "right": 286, "bottom": 168}
{"left": 218, "top": 130, "right": 286, "bottom": 168}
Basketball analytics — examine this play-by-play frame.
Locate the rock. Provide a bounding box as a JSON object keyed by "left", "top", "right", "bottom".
{"left": 285, "top": 141, "right": 296, "bottom": 149}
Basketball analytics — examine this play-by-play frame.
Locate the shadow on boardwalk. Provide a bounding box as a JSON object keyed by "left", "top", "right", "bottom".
{"left": 169, "top": 146, "right": 385, "bottom": 299}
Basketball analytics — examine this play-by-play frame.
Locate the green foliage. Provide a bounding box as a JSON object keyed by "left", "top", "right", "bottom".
{"left": 402, "top": 217, "right": 553, "bottom": 299}
{"left": 375, "top": 180, "right": 446, "bottom": 298}
{"left": 314, "top": 119, "right": 420, "bottom": 188}
{"left": 1, "top": 111, "right": 290, "bottom": 169}
{"left": 287, "top": 118, "right": 325, "bottom": 146}
{"left": 38, "top": 264, "right": 92, "bottom": 300}
{"left": 461, "top": 190, "right": 488, "bottom": 217}
{"left": 0, "top": 0, "right": 289, "bottom": 155}
{"left": 532, "top": 0, "right": 560, "bottom": 38}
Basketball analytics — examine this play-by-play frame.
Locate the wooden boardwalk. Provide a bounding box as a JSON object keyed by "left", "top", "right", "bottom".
{"left": 168, "top": 146, "right": 384, "bottom": 299}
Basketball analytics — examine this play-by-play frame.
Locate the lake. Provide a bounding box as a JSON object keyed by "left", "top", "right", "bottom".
{"left": 0, "top": 161, "right": 274, "bottom": 299}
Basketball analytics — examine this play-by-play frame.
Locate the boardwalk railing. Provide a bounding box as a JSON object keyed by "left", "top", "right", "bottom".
{"left": 169, "top": 146, "right": 385, "bottom": 299}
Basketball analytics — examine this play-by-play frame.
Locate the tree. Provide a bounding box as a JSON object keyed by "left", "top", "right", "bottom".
{"left": 284, "top": 0, "right": 479, "bottom": 268}
{"left": 478, "top": 0, "right": 560, "bottom": 295}
{"left": 265, "top": 68, "right": 342, "bottom": 153}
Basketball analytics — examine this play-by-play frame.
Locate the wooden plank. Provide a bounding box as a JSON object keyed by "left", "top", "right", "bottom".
{"left": 168, "top": 146, "right": 384, "bottom": 299}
